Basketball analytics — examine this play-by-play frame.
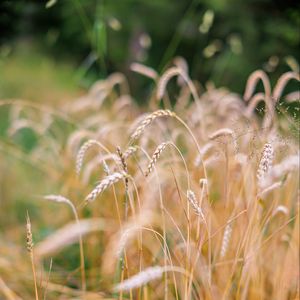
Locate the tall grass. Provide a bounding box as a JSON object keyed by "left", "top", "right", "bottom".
{"left": 0, "top": 61, "right": 299, "bottom": 299}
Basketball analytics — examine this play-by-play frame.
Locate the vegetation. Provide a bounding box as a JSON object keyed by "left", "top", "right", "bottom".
{"left": 0, "top": 1, "right": 299, "bottom": 299}
{"left": 0, "top": 62, "right": 299, "bottom": 299}
{"left": 1, "top": 0, "right": 299, "bottom": 92}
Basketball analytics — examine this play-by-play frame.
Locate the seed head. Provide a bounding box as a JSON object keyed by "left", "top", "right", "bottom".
{"left": 130, "top": 110, "right": 175, "bottom": 141}
{"left": 26, "top": 212, "right": 33, "bottom": 252}
{"left": 187, "top": 190, "right": 205, "bottom": 220}
{"left": 257, "top": 143, "right": 274, "bottom": 188}
{"left": 145, "top": 142, "right": 168, "bottom": 177}
{"left": 85, "top": 171, "right": 128, "bottom": 202}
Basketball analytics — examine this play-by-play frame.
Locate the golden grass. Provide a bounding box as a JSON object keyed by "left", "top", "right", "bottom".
{"left": 0, "top": 63, "right": 299, "bottom": 299}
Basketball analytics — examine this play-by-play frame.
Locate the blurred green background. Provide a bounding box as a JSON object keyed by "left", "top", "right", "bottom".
{"left": 0, "top": 0, "right": 299, "bottom": 100}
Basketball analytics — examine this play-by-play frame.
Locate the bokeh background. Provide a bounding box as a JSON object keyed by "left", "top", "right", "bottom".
{"left": 1, "top": 0, "right": 299, "bottom": 102}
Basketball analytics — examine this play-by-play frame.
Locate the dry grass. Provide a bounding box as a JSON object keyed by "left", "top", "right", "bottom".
{"left": 0, "top": 62, "right": 299, "bottom": 299}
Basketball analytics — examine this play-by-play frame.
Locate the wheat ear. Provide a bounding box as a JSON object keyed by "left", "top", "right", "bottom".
{"left": 209, "top": 128, "right": 238, "bottom": 153}
{"left": 257, "top": 143, "right": 274, "bottom": 189}
{"left": 220, "top": 222, "right": 233, "bottom": 258}
{"left": 123, "top": 146, "right": 138, "bottom": 160}
{"left": 130, "top": 110, "right": 175, "bottom": 141}
{"left": 186, "top": 190, "right": 205, "bottom": 220}
{"left": 113, "top": 265, "right": 184, "bottom": 292}
{"left": 85, "top": 171, "right": 128, "bottom": 202}
{"left": 26, "top": 212, "right": 39, "bottom": 300}
{"left": 76, "top": 139, "right": 102, "bottom": 175}
{"left": 114, "top": 266, "right": 163, "bottom": 292}
{"left": 145, "top": 142, "right": 168, "bottom": 177}
{"left": 116, "top": 146, "right": 129, "bottom": 191}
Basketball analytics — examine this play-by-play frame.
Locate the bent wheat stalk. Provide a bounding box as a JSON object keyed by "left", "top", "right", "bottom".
{"left": 243, "top": 70, "right": 271, "bottom": 101}
{"left": 113, "top": 265, "right": 186, "bottom": 292}
{"left": 130, "top": 63, "right": 158, "bottom": 80}
{"left": 156, "top": 67, "right": 201, "bottom": 105}
{"left": 272, "top": 71, "right": 300, "bottom": 101}
{"left": 76, "top": 139, "right": 111, "bottom": 176}
{"left": 43, "top": 195, "right": 86, "bottom": 293}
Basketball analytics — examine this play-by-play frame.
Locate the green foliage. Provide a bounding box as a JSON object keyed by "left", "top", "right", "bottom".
{"left": 1, "top": 0, "right": 299, "bottom": 93}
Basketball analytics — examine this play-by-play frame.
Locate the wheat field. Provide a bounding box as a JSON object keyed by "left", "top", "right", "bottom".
{"left": 0, "top": 62, "right": 299, "bottom": 299}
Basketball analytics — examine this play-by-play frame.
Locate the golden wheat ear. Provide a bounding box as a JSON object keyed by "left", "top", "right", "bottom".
{"left": 145, "top": 142, "right": 169, "bottom": 177}
{"left": 26, "top": 211, "right": 39, "bottom": 300}
{"left": 257, "top": 143, "right": 274, "bottom": 190}
{"left": 130, "top": 109, "right": 175, "bottom": 142}
{"left": 85, "top": 171, "right": 128, "bottom": 203}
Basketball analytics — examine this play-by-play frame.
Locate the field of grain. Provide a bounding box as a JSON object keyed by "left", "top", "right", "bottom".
{"left": 0, "top": 63, "right": 299, "bottom": 299}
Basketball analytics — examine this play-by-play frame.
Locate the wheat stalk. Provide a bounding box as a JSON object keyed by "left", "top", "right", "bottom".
{"left": 157, "top": 67, "right": 182, "bottom": 99}
{"left": 272, "top": 71, "right": 300, "bottom": 101}
{"left": 209, "top": 128, "right": 235, "bottom": 140}
{"left": 130, "top": 110, "right": 175, "bottom": 141}
{"left": 209, "top": 128, "right": 238, "bottom": 154}
{"left": 173, "top": 56, "right": 189, "bottom": 84}
{"left": 130, "top": 63, "right": 158, "bottom": 80}
{"left": 284, "top": 91, "right": 300, "bottom": 102}
{"left": 220, "top": 222, "right": 232, "bottom": 258}
{"left": 244, "top": 92, "right": 265, "bottom": 117}
{"left": 194, "top": 143, "right": 215, "bottom": 167}
{"left": 26, "top": 212, "right": 34, "bottom": 252}
{"left": 272, "top": 205, "right": 289, "bottom": 217}
{"left": 43, "top": 195, "right": 86, "bottom": 292}
{"left": 258, "top": 181, "right": 282, "bottom": 198}
{"left": 257, "top": 143, "right": 274, "bottom": 189}
{"left": 186, "top": 190, "right": 205, "bottom": 220}
{"left": 35, "top": 218, "right": 107, "bottom": 257}
{"left": 145, "top": 142, "right": 168, "bottom": 177}
{"left": 156, "top": 67, "right": 201, "bottom": 107}
{"left": 114, "top": 266, "right": 164, "bottom": 291}
{"left": 116, "top": 146, "right": 129, "bottom": 191}
{"left": 85, "top": 171, "right": 128, "bottom": 202}
{"left": 244, "top": 70, "right": 271, "bottom": 101}
{"left": 113, "top": 265, "right": 184, "bottom": 292}
{"left": 123, "top": 146, "right": 138, "bottom": 160}
{"left": 26, "top": 212, "right": 39, "bottom": 300}
{"left": 102, "top": 160, "right": 110, "bottom": 175}
{"left": 76, "top": 139, "right": 102, "bottom": 175}
{"left": 116, "top": 147, "right": 128, "bottom": 173}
